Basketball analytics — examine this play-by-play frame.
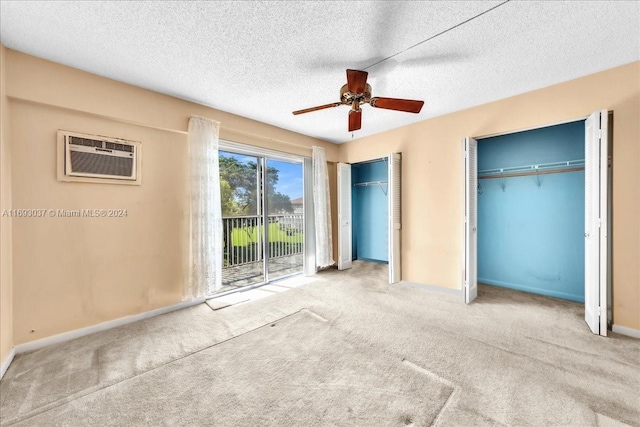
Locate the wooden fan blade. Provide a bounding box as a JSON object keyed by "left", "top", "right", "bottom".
{"left": 346, "top": 69, "right": 368, "bottom": 94}
{"left": 348, "top": 110, "right": 362, "bottom": 132}
{"left": 292, "top": 102, "right": 342, "bottom": 115}
{"left": 370, "top": 97, "right": 424, "bottom": 113}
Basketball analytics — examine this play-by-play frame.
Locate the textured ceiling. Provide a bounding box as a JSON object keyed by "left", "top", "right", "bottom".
{"left": 1, "top": 1, "right": 639, "bottom": 143}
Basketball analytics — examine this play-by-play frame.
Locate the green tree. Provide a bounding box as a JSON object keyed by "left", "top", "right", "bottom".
{"left": 219, "top": 156, "right": 256, "bottom": 215}
{"left": 219, "top": 155, "right": 293, "bottom": 216}
{"left": 220, "top": 179, "right": 241, "bottom": 215}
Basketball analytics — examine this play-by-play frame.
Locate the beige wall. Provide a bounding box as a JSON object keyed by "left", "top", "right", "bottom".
{"left": 340, "top": 61, "right": 640, "bottom": 331}
{"left": 5, "top": 49, "right": 337, "bottom": 345}
{"left": 1, "top": 45, "right": 14, "bottom": 363}
{"left": 3, "top": 45, "right": 638, "bottom": 351}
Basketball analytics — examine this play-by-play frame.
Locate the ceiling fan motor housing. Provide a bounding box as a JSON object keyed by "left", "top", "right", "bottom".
{"left": 340, "top": 83, "right": 372, "bottom": 111}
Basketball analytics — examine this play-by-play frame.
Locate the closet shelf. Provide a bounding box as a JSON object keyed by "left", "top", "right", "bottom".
{"left": 354, "top": 181, "right": 388, "bottom": 195}
{"left": 478, "top": 159, "right": 585, "bottom": 180}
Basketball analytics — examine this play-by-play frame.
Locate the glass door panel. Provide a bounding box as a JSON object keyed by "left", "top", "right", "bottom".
{"left": 266, "top": 159, "right": 304, "bottom": 281}
{"left": 219, "top": 151, "right": 265, "bottom": 291}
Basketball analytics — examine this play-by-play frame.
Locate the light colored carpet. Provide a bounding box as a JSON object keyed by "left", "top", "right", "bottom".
{"left": 0, "top": 301, "right": 302, "bottom": 424}
{"left": 1, "top": 260, "right": 639, "bottom": 426}
{"left": 11, "top": 310, "right": 453, "bottom": 426}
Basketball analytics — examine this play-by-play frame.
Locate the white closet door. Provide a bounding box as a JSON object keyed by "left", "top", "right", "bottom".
{"left": 337, "top": 162, "right": 352, "bottom": 270}
{"left": 584, "top": 110, "right": 609, "bottom": 336}
{"left": 599, "top": 111, "right": 609, "bottom": 336}
{"left": 463, "top": 137, "right": 478, "bottom": 303}
{"left": 388, "top": 153, "right": 402, "bottom": 284}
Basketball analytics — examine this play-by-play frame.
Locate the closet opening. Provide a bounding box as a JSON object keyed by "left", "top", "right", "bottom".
{"left": 337, "top": 154, "right": 402, "bottom": 284}
{"left": 477, "top": 121, "right": 587, "bottom": 303}
{"left": 352, "top": 158, "right": 389, "bottom": 266}
{"left": 463, "top": 110, "right": 612, "bottom": 336}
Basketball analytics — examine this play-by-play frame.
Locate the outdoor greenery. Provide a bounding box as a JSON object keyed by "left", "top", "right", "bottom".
{"left": 219, "top": 155, "right": 293, "bottom": 216}
{"left": 219, "top": 154, "right": 302, "bottom": 267}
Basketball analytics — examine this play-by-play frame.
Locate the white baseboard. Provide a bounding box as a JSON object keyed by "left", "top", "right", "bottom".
{"left": 612, "top": 324, "right": 640, "bottom": 339}
{"left": 14, "top": 297, "right": 206, "bottom": 356}
{"left": 400, "top": 281, "right": 463, "bottom": 297}
{"left": 0, "top": 347, "right": 16, "bottom": 380}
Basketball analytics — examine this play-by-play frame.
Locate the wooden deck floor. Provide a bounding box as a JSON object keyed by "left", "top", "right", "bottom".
{"left": 218, "top": 254, "right": 303, "bottom": 294}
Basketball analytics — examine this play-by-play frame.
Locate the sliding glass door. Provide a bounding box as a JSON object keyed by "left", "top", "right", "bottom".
{"left": 219, "top": 151, "right": 265, "bottom": 291}
{"left": 218, "top": 148, "right": 304, "bottom": 293}
{"left": 266, "top": 159, "right": 304, "bottom": 281}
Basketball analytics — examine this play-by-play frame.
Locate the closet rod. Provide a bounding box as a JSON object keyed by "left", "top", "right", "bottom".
{"left": 479, "top": 166, "right": 584, "bottom": 180}
{"left": 354, "top": 181, "right": 388, "bottom": 187}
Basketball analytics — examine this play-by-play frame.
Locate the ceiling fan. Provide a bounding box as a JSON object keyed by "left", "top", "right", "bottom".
{"left": 292, "top": 69, "right": 424, "bottom": 132}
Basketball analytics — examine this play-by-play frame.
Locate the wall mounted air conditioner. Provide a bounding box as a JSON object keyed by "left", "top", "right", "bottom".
{"left": 57, "top": 130, "right": 142, "bottom": 185}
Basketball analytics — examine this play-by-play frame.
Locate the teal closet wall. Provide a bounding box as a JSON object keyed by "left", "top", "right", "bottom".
{"left": 352, "top": 160, "right": 388, "bottom": 263}
{"left": 477, "top": 121, "right": 585, "bottom": 302}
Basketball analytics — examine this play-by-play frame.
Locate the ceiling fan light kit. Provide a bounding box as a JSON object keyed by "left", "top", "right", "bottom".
{"left": 293, "top": 69, "right": 425, "bottom": 132}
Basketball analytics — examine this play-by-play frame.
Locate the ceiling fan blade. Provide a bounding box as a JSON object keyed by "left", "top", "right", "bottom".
{"left": 346, "top": 69, "right": 368, "bottom": 94}
{"left": 348, "top": 110, "right": 362, "bottom": 132}
{"left": 370, "top": 97, "right": 424, "bottom": 113}
{"left": 292, "top": 102, "right": 342, "bottom": 115}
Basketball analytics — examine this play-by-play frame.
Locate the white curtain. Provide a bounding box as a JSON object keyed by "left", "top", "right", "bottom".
{"left": 185, "top": 116, "right": 222, "bottom": 299}
{"left": 312, "top": 146, "right": 334, "bottom": 268}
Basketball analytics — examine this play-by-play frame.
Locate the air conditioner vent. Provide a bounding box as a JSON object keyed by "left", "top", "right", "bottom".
{"left": 105, "top": 141, "right": 134, "bottom": 153}
{"left": 58, "top": 130, "right": 142, "bottom": 185}
{"left": 69, "top": 151, "right": 133, "bottom": 177}
{"left": 69, "top": 136, "right": 104, "bottom": 149}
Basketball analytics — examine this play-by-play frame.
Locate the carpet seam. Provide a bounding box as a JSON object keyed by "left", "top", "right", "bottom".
{"left": 401, "top": 360, "right": 459, "bottom": 427}
{"left": 524, "top": 335, "right": 640, "bottom": 368}
{"left": 1, "top": 309, "right": 309, "bottom": 427}
{"left": 301, "top": 308, "right": 329, "bottom": 322}
{"left": 461, "top": 332, "right": 634, "bottom": 384}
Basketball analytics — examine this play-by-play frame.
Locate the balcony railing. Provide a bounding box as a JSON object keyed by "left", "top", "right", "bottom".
{"left": 222, "top": 214, "right": 303, "bottom": 267}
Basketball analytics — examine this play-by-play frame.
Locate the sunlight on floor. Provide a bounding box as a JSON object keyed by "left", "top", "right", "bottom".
{"left": 207, "top": 275, "right": 320, "bottom": 310}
